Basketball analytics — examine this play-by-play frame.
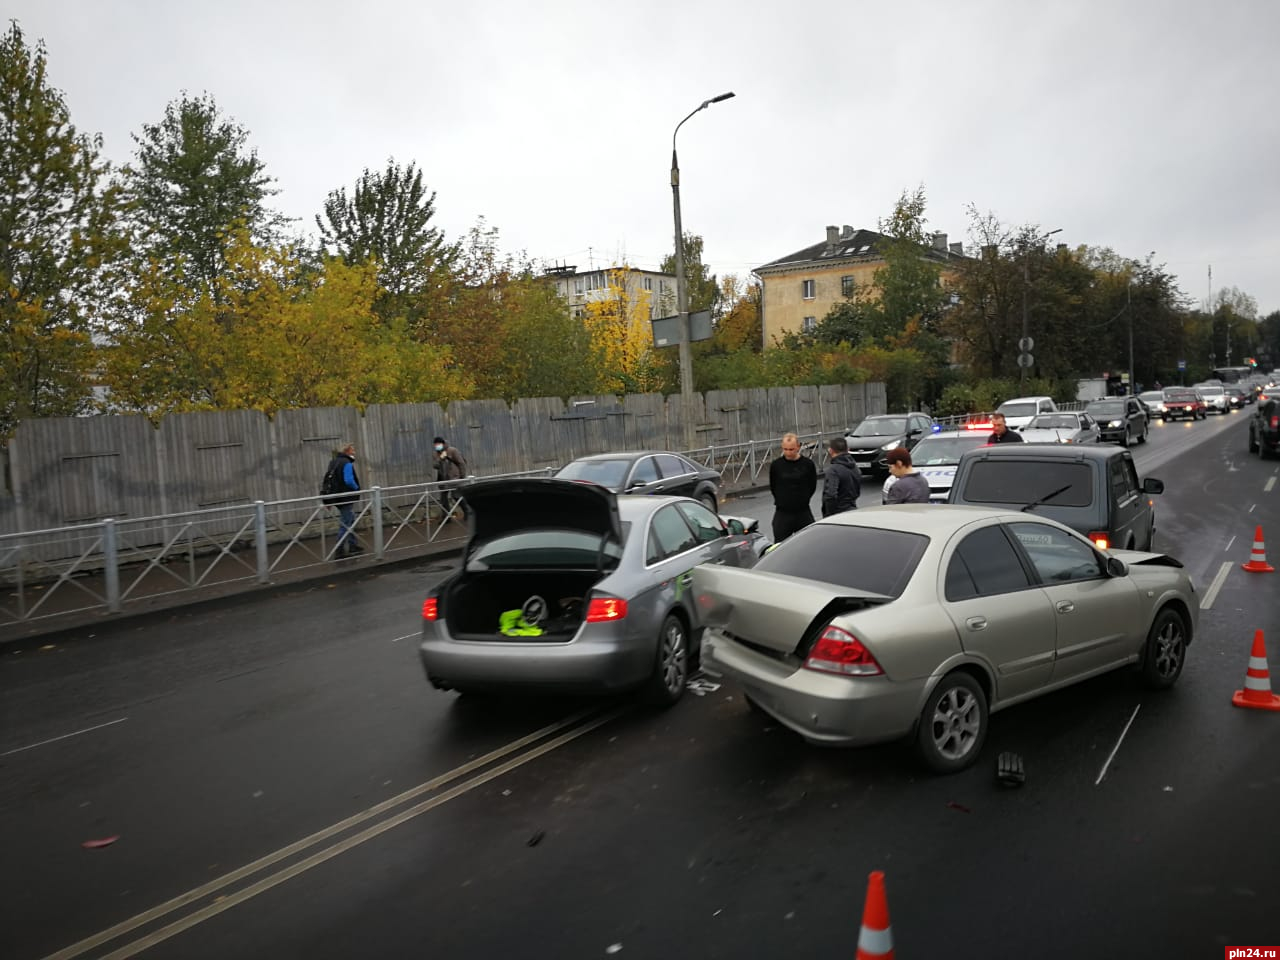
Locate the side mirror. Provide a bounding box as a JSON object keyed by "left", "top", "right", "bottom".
{"left": 1106, "top": 556, "right": 1128, "bottom": 578}
{"left": 727, "top": 519, "right": 746, "bottom": 536}
{"left": 1142, "top": 478, "right": 1164, "bottom": 495}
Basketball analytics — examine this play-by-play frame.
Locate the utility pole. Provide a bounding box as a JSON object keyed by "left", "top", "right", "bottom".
{"left": 1127, "top": 281, "right": 1134, "bottom": 396}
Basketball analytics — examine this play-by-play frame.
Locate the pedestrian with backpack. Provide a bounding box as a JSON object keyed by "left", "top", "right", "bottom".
{"left": 321, "top": 443, "right": 362, "bottom": 557}
{"left": 433, "top": 436, "right": 467, "bottom": 521}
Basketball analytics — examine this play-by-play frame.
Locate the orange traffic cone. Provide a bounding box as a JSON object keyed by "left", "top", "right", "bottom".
{"left": 1241, "top": 525, "right": 1274, "bottom": 573}
{"left": 1232, "top": 630, "right": 1280, "bottom": 712}
{"left": 855, "top": 870, "right": 894, "bottom": 959}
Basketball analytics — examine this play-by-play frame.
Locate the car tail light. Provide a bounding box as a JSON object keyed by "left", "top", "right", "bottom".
{"left": 586, "top": 597, "right": 628, "bottom": 622}
{"left": 1271, "top": 415, "right": 1279, "bottom": 430}
{"left": 803, "top": 626, "right": 883, "bottom": 676}
{"left": 1088, "top": 532, "right": 1110, "bottom": 550}
{"left": 422, "top": 597, "right": 439, "bottom": 620}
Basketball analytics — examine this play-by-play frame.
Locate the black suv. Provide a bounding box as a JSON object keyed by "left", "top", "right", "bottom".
{"left": 1085, "top": 396, "right": 1149, "bottom": 446}
{"left": 947, "top": 444, "right": 1164, "bottom": 551}
{"left": 1249, "top": 399, "right": 1280, "bottom": 459}
{"left": 844, "top": 412, "right": 935, "bottom": 477}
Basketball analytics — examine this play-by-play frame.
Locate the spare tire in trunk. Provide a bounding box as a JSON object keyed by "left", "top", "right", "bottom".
{"left": 444, "top": 571, "right": 604, "bottom": 641}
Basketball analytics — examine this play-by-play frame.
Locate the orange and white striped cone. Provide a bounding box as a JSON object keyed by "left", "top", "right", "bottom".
{"left": 1241, "top": 525, "right": 1274, "bottom": 573}
{"left": 855, "top": 870, "right": 894, "bottom": 959}
{"left": 1232, "top": 630, "right": 1280, "bottom": 711}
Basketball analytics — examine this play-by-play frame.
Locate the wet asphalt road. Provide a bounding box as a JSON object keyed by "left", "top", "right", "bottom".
{"left": 2, "top": 410, "right": 1278, "bottom": 960}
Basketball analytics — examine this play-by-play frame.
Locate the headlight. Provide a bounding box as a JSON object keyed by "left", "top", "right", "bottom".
{"left": 1108, "top": 420, "right": 1122, "bottom": 428}
{"left": 881, "top": 440, "right": 900, "bottom": 450}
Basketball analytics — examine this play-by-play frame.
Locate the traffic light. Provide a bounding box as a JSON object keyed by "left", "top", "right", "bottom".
{"left": 1246, "top": 357, "right": 1257, "bottom": 367}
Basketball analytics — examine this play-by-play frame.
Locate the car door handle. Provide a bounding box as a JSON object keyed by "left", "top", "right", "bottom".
{"left": 677, "top": 574, "right": 693, "bottom": 587}
{"left": 966, "top": 617, "right": 987, "bottom": 631}
{"left": 1056, "top": 600, "right": 1075, "bottom": 614}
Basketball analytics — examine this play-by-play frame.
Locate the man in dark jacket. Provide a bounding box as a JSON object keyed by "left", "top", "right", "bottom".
{"left": 433, "top": 436, "right": 467, "bottom": 520}
{"left": 988, "top": 413, "right": 1024, "bottom": 444}
{"left": 768, "top": 432, "right": 818, "bottom": 542}
{"left": 325, "top": 443, "right": 362, "bottom": 556}
{"left": 822, "top": 437, "right": 861, "bottom": 517}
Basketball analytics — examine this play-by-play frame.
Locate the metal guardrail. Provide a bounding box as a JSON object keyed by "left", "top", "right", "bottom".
{"left": 0, "top": 435, "right": 824, "bottom": 631}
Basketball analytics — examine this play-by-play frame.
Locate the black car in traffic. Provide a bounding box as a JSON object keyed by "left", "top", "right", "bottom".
{"left": 555, "top": 451, "right": 722, "bottom": 511}
{"left": 844, "top": 412, "right": 935, "bottom": 477}
{"left": 1085, "top": 396, "right": 1148, "bottom": 446}
{"left": 1249, "top": 399, "right": 1279, "bottom": 459}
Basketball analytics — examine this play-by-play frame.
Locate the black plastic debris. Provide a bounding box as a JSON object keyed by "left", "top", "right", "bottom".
{"left": 527, "top": 830, "right": 545, "bottom": 847}
{"left": 997, "top": 751, "right": 1026, "bottom": 787}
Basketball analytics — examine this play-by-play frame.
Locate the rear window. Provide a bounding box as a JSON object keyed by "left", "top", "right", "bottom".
{"left": 469, "top": 527, "right": 627, "bottom": 570}
{"left": 1087, "top": 401, "right": 1124, "bottom": 417}
{"left": 996, "top": 402, "right": 1037, "bottom": 418}
{"left": 756, "top": 525, "right": 927, "bottom": 597}
{"left": 961, "top": 460, "right": 1094, "bottom": 508}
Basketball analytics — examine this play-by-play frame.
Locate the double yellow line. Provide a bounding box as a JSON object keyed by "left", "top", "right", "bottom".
{"left": 44, "top": 705, "right": 626, "bottom": 960}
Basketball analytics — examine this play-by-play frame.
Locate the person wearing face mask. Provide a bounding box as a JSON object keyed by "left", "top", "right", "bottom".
{"left": 433, "top": 436, "right": 468, "bottom": 520}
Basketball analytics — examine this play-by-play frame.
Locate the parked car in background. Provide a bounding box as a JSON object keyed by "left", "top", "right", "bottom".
{"left": 419, "top": 479, "right": 765, "bottom": 704}
{"left": 1193, "top": 382, "right": 1230, "bottom": 414}
{"left": 556, "top": 451, "right": 721, "bottom": 512}
{"left": 1138, "top": 391, "right": 1167, "bottom": 419}
{"left": 994, "top": 396, "right": 1058, "bottom": 431}
{"left": 1019, "top": 412, "right": 1102, "bottom": 445}
{"left": 947, "top": 443, "right": 1163, "bottom": 551}
{"left": 694, "top": 505, "right": 1196, "bottom": 774}
{"left": 1085, "top": 396, "right": 1148, "bottom": 446}
{"left": 845, "top": 412, "right": 935, "bottom": 478}
{"left": 1162, "top": 387, "right": 1206, "bottom": 420}
{"left": 1249, "top": 398, "right": 1280, "bottom": 459}
{"left": 881, "top": 430, "right": 990, "bottom": 503}
{"left": 1224, "top": 386, "right": 1249, "bottom": 409}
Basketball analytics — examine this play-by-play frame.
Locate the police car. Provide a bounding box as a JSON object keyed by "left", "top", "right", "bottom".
{"left": 881, "top": 429, "right": 991, "bottom": 503}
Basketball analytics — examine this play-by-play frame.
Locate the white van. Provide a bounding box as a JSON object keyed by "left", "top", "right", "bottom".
{"left": 995, "top": 395, "right": 1058, "bottom": 430}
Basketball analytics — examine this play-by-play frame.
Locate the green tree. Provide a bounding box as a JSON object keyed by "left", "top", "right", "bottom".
{"left": 0, "top": 22, "right": 120, "bottom": 436}
{"left": 660, "top": 232, "right": 717, "bottom": 315}
{"left": 316, "top": 159, "right": 454, "bottom": 321}
{"left": 124, "top": 92, "right": 288, "bottom": 292}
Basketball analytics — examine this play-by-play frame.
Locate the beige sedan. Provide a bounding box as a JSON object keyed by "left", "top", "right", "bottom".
{"left": 694, "top": 505, "right": 1198, "bottom": 773}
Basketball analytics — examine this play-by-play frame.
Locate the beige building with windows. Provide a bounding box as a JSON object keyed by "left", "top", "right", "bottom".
{"left": 754, "top": 225, "right": 966, "bottom": 345}
{"left": 542, "top": 265, "right": 678, "bottom": 320}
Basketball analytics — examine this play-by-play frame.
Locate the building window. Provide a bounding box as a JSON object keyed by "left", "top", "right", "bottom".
{"left": 802, "top": 279, "right": 815, "bottom": 299}
{"left": 643, "top": 277, "right": 653, "bottom": 291}
{"left": 802, "top": 316, "right": 817, "bottom": 333}
{"left": 841, "top": 275, "right": 854, "bottom": 298}
{"left": 574, "top": 280, "right": 584, "bottom": 295}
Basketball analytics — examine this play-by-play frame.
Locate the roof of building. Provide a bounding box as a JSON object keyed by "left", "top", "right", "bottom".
{"left": 755, "top": 225, "right": 967, "bottom": 273}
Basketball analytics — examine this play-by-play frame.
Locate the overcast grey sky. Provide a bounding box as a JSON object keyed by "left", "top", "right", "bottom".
{"left": 15, "top": 0, "right": 1280, "bottom": 314}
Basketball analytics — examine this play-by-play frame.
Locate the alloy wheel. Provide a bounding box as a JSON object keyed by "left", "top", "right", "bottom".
{"left": 660, "top": 619, "right": 687, "bottom": 696}
{"left": 1153, "top": 618, "right": 1185, "bottom": 681}
{"left": 930, "top": 686, "right": 982, "bottom": 761}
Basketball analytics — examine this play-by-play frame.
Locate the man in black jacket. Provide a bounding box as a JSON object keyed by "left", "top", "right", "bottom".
{"left": 822, "top": 437, "right": 861, "bottom": 516}
{"left": 988, "top": 413, "right": 1024, "bottom": 444}
{"left": 768, "top": 432, "right": 817, "bottom": 542}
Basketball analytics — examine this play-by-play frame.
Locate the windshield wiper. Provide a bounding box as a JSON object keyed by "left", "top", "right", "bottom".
{"left": 1021, "top": 484, "right": 1072, "bottom": 512}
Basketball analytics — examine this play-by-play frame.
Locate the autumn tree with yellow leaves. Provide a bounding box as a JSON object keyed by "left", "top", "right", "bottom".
{"left": 580, "top": 266, "right": 673, "bottom": 394}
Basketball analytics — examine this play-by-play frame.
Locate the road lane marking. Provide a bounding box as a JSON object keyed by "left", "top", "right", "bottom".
{"left": 91, "top": 706, "right": 627, "bottom": 960}
{"left": 1266, "top": 477, "right": 1277, "bottom": 493}
{"left": 43, "top": 706, "right": 607, "bottom": 960}
{"left": 1200, "top": 561, "right": 1232, "bottom": 611}
{"left": 1249, "top": 503, "right": 1256, "bottom": 513}
{"left": 0, "top": 717, "right": 129, "bottom": 757}
{"left": 1224, "top": 535, "right": 1236, "bottom": 553}
{"left": 1095, "top": 704, "right": 1141, "bottom": 786}
{"left": 390, "top": 632, "right": 417, "bottom": 643}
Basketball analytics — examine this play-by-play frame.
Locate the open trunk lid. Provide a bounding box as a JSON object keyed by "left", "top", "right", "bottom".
{"left": 692, "top": 565, "right": 890, "bottom": 657}
{"left": 463, "top": 478, "right": 623, "bottom": 549}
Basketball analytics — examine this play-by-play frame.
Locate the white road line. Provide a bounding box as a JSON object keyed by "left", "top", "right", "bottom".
{"left": 92, "top": 707, "right": 627, "bottom": 960}
{"left": 1266, "top": 477, "right": 1277, "bottom": 493}
{"left": 0, "top": 717, "right": 129, "bottom": 758}
{"left": 1224, "top": 535, "right": 1236, "bottom": 553}
{"left": 43, "top": 706, "right": 606, "bottom": 960}
{"left": 1200, "top": 561, "right": 1233, "bottom": 611}
{"left": 1095, "top": 704, "right": 1141, "bottom": 786}
{"left": 390, "top": 632, "right": 417, "bottom": 643}
{"left": 1249, "top": 503, "right": 1256, "bottom": 513}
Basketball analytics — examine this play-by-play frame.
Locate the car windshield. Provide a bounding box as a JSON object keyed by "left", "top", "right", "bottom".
{"left": 468, "top": 527, "right": 627, "bottom": 571}
{"left": 1027, "top": 415, "right": 1079, "bottom": 430}
{"left": 909, "top": 436, "right": 985, "bottom": 465}
{"left": 962, "top": 461, "right": 1094, "bottom": 507}
{"left": 554, "top": 459, "right": 630, "bottom": 488}
{"left": 757, "top": 525, "right": 928, "bottom": 597}
{"left": 850, "top": 417, "right": 906, "bottom": 436}
{"left": 1087, "top": 401, "right": 1124, "bottom": 417}
{"left": 996, "top": 402, "right": 1038, "bottom": 418}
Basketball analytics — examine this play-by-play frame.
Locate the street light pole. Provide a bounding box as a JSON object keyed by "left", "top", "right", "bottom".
{"left": 671, "top": 91, "right": 734, "bottom": 450}
{"left": 1127, "top": 280, "right": 1134, "bottom": 396}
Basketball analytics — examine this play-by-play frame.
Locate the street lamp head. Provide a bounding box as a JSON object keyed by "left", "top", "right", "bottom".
{"left": 709, "top": 91, "right": 736, "bottom": 103}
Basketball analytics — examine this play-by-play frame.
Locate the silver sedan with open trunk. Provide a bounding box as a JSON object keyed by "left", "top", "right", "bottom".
{"left": 695, "top": 505, "right": 1197, "bottom": 773}
{"left": 419, "top": 478, "right": 765, "bottom": 704}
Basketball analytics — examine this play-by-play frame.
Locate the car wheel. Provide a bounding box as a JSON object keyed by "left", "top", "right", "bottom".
{"left": 915, "top": 671, "right": 988, "bottom": 774}
{"left": 698, "top": 491, "right": 718, "bottom": 513}
{"left": 1141, "top": 608, "right": 1187, "bottom": 690}
{"left": 1120, "top": 427, "right": 1130, "bottom": 448}
{"left": 1249, "top": 430, "right": 1260, "bottom": 454}
{"left": 1138, "top": 422, "right": 1148, "bottom": 443}
{"left": 644, "top": 613, "right": 688, "bottom": 706}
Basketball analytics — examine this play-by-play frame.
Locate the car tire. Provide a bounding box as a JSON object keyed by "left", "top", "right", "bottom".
{"left": 915, "top": 671, "right": 988, "bottom": 774}
{"left": 644, "top": 613, "right": 688, "bottom": 707}
{"left": 1120, "top": 427, "right": 1130, "bottom": 448}
{"left": 1249, "top": 430, "right": 1259, "bottom": 454}
{"left": 1138, "top": 422, "right": 1148, "bottom": 443}
{"left": 698, "top": 491, "right": 718, "bottom": 514}
{"left": 1141, "top": 607, "right": 1188, "bottom": 690}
